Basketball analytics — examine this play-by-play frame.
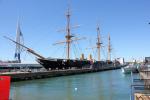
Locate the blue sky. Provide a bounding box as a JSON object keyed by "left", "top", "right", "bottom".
{"left": 0, "top": 0, "right": 150, "bottom": 63}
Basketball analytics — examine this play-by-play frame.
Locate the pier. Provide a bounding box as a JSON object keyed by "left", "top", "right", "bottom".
{"left": 0, "top": 66, "right": 122, "bottom": 82}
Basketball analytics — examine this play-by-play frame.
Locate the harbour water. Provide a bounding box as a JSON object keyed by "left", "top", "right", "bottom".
{"left": 10, "top": 69, "right": 135, "bottom": 100}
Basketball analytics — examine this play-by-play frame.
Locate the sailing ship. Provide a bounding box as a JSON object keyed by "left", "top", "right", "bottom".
{"left": 37, "top": 8, "right": 91, "bottom": 70}
{"left": 5, "top": 6, "right": 123, "bottom": 70}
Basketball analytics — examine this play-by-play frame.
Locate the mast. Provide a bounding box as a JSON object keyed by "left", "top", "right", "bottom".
{"left": 66, "top": 7, "right": 72, "bottom": 60}
{"left": 96, "top": 25, "right": 102, "bottom": 61}
{"left": 14, "top": 21, "right": 23, "bottom": 63}
{"left": 108, "top": 34, "right": 111, "bottom": 61}
{"left": 53, "top": 5, "right": 85, "bottom": 60}
{"left": 86, "top": 24, "right": 102, "bottom": 61}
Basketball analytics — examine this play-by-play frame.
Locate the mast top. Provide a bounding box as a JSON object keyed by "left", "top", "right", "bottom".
{"left": 66, "top": 0, "right": 71, "bottom": 17}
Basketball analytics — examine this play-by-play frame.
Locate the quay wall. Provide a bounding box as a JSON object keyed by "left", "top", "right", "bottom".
{"left": 0, "top": 66, "right": 122, "bottom": 82}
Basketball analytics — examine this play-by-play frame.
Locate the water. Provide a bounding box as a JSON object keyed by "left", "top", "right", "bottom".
{"left": 10, "top": 69, "right": 134, "bottom": 100}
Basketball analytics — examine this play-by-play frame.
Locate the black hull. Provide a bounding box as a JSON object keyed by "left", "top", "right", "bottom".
{"left": 92, "top": 61, "right": 113, "bottom": 69}
{"left": 37, "top": 58, "right": 91, "bottom": 70}
{"left": 92, "top": 61, "right": 122, "bottom": 69}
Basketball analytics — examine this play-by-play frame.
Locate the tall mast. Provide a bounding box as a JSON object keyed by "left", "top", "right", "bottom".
{"left": 86, "top": 24, "right": 102, "bottom": 61}
{"left": 96, "top": 25, "right": 102, "bottom": 61}
{"left": 108, "top": 34, "right": 111, "bottom": 61}
{"left": 14, "top": 21, "right": 23, "bottom": 63}
{"left": 66, "top": 7, "right": 72, "bottom": 60}
{"left": 54, "top": 5, "right": 85, "bottom": 60}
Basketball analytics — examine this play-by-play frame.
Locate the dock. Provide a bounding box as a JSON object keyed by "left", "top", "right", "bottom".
{"left": 131, "top": 68, "right": 150, "bottom": 100}
{"left": 0, "top": 66, "right": 122, "bottom": 82}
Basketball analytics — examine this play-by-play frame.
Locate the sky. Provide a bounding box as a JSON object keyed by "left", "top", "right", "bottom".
{"left": 0, "top": 0, "right": 150, "bottom": 63}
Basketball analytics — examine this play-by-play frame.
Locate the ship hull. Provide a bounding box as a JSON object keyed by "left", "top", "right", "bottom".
{"left": 92, "top": 61, "right": 113, "bottom": 69}
{"left": 37, "top": 58, "right": 91, "bottom": 70}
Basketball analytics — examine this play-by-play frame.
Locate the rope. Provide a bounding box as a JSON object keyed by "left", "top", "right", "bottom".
{"left": 51, "top": 45, "right": 63, "bottom": 58}
{"left": 61, "top": 45, "right": 66, "bottom": 58}
{"left": 93, "top": 49, "right": 96, "bottom": 61}
{"left": 23, "top": 50, "right": 27, "bottom": 61}
{"left": 101, "top": 47, "right": 107, "bottom": 60}
{"left": 74, "top": 41, "right": 81, "bottom": 56}
{"left": 75, "top": 40, "right": 82, "bottom": 54}
{"left": 72, "top": 42, "right": 78, "bottom": 59}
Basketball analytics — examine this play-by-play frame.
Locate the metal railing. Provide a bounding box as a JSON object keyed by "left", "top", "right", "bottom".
{"left": 130, "top": 68, "right": 150, "bottom": 100}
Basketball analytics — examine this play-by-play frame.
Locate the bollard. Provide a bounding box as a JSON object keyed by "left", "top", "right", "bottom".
{"left": 0, "top": 76, "right": 11, "bottom": 100}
